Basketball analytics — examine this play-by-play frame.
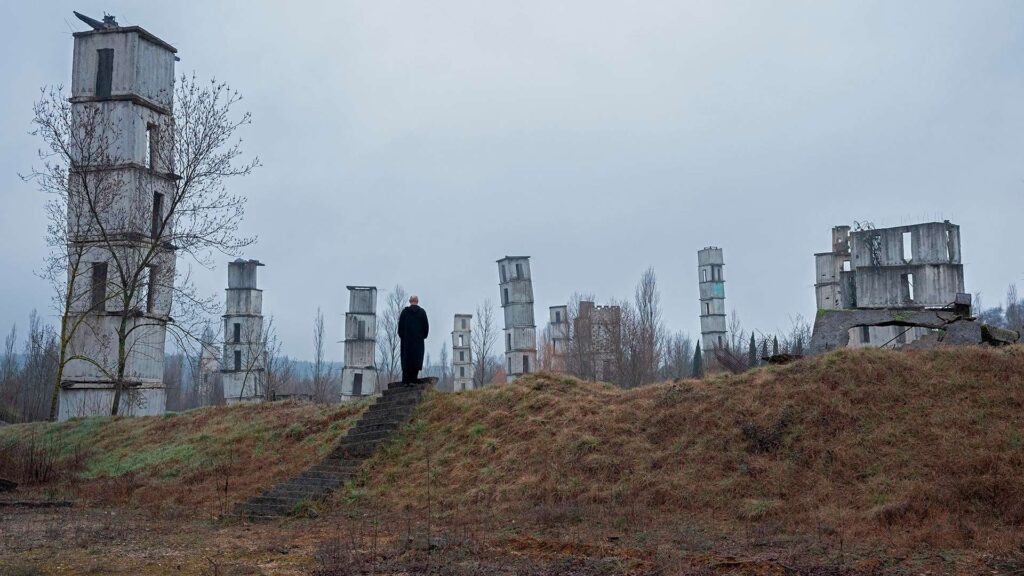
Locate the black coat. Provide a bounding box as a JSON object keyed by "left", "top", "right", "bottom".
{"left": 398, "top": 305, "right": 429, "bottom": 371}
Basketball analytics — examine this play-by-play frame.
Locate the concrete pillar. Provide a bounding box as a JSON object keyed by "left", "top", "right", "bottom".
{"left": 697, "top": 247, "right": 727, "bottom": 361}
{"left": 342, "top": 286, "right": 377, "bottom": 398}
{"left": 221, "top": 259, "right": 265, "bottom": 404}
{"left": 451, "top": 314, "right": 474, "bottom": 391}
{"left": 497, "top": 256, "right": 537, "bottom": 382}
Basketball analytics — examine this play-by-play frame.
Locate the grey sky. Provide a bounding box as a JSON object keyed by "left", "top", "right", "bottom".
{"left": 2, "top": 1, "right": 1023, "bottom": 360}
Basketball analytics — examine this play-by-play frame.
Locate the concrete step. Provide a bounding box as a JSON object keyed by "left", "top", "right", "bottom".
{"left": 348, "top": 420, "right": 402, "bottom": 434}
{"left": 358, "top": 407, "right": 416, "bottom": 425}
{"left": 344, "top": 429, "right": 394, "bottom": 444}
{"left": 370, "top": 396, "right": 421, "bottom": 409}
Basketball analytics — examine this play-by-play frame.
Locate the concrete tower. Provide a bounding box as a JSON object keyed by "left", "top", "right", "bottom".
{"left": 221, "top": 259, "right": 265, "bottom": 404}
{"left": 548, "top": 305, "right": 569, "bottom": 372}
{"left": 342, "top": 286, "right": 377, "bottom": 398}
{"left": 697, "top": 247, "right": 727, "bottom": 359}
{"left": 497, "top": 256, "right": 537, "bottom": 381}
{"left": 58, "top": 16, "right": 178, "bottom": 420}
{"left": 452, "top": 314, "right": 474, "bottom": 391}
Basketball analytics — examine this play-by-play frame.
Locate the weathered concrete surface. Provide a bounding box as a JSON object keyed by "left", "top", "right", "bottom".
{"left": 808, "top": 308, "right": 1019, "bottom": 355}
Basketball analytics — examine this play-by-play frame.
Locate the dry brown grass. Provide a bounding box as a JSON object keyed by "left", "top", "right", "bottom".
{"left": 358, "top": 345, "right": 1024, "bottom": 553}
{"left": 0, "top": 400, "right": 367, "bottom": 516}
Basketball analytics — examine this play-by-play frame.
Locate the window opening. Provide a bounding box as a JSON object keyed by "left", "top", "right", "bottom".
{"left": 91, "top": 262, "right": 108, "bottom": 312}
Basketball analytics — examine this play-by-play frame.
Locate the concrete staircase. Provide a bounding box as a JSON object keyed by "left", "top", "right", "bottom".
{"left": 234, "top": 378, "right": 434, "bottom": 520}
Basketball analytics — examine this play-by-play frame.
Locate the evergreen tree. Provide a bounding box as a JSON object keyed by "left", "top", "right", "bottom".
{"left": 794, "top": 336, "right": 804, "bottom": 355}
{"left": 772, "top": 336, "right": 779, "bottom": 355}
{"left": 748, "top": 333, "right": 758, "bottom": 369}
{"left": 691, "top": 343, "right": 704, "bottom": 379}
{"left": 761, "top": 338, "right": 768, "bottom": 360}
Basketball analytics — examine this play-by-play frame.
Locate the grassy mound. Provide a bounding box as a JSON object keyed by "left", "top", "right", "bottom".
{"left": 359, "top": 346, "right": 1024, "bottom": 550}
{"left": 0, "top": 400, "right": 366, "bottom": 516}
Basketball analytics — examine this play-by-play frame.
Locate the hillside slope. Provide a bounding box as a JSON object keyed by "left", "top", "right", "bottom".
{"left": 357, "top": 346, "right": 1024, "bottom": 550}
{"left": 0, "top": 400, "right": 366, "bottom": 515}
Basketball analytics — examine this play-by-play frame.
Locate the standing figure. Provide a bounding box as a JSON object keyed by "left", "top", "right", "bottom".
{"left": 398, "top": 295, "right": 430, "bottom": 384}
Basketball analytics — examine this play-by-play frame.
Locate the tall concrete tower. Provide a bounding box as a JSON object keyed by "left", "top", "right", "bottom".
{"left": 697, "top": 247, "right": 727, "bottom": 359}
{"left": 221, "top": 259, "right": 265, "bottom": 404}
{"left": 548, "top": 305, "right": 569, "bottom": 372}
{"left": 497, "top": 256, "right": 537, "bottom": 382}
{"left": 342, "top": 286, "right": 377, "bottom": 398}
{"left": 58, "top": 15, "right": 178, "bottom": 420}
{"left": 451, "top": 314, "right": 474, "bottom": 391}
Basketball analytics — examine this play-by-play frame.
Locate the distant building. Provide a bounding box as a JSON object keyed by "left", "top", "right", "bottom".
{"left": 697, "top": 247, "right": 727, "bottom": 361}
{"left": 341, "top": 286, "right": 377, "bottom": 398}
{"left": 548, "top": 305, "right": 569, "bottom": 372}
{"left": 574, "top": 301, "right": 621, "bottom": 381}
{"left": 451, "top": 314, "right": 475, "bottom": 391}
{"left": 221, "top": 259, "right": 265, "bottom": 404}
{"left": 497, "top": 257, "right": 537, "bottom": 381}
{"left": 812, "top": 221, "right": 965, "bottom": 349}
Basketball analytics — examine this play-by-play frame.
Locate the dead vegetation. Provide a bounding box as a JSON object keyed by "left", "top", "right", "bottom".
{"left": 358, "top": 345, "right": 1024, "bottom": 553}
{"left": 0, "top": 400, "right": 366, "bottom": 516}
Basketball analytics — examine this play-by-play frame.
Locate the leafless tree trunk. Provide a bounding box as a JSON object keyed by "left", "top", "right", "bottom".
{"left": 312, "top": 308, "right": 332, "bottom": 403}
{"left": 472, "top": 299, "right": 497, "bottom": 388}
{"left": 24, "top": 75, "right": 259, "bottom": 417}
{"left": 376, "top": 285, "right": 407, "bottom": 385}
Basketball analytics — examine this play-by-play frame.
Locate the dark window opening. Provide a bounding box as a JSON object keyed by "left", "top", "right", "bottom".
{"left": 151, "top": 192, "right": 163, "bottom": 239}
{"left": 523, "top": 354, "right": 530, "bottom": 373}
{"left": 91, "top": 262, "right": 108, "bottom": 312}
{"left": 146, "top": 266, "right": 158, "bottom": 313}
{"left": 555, "top": 310, "right": 561, "bottom": 323}
{"left": 357, "top": 320, "right": 366, "bottom": 340}
{"left": 507, "top": 357, "right": 512, "bottom": 375}
{"left": 233, "top": 323, "right": 241, "bottom": 343}
{"left": 462, "top": 318, "right": 467, "bottom": 329}
{"left": 500, "top": 265, "right": 507, "bottom": 283}
{"left": 506, "top": 332, "right": 512, "bottom": 351}
{"left": 459, "top": 350, "right": 465, "bottom": 362}
{"left": 502, "top": 288, "right": 509, "bottom": 306}
{"left": 515, "top": 262, "right": 523, "bottom": 278}
{"left": 233, "top": 350, "right": 241, "bottom": 371}
{"left": 352, "top": 373, "right": 363, "bottom": 396}
{"left": 901, "top": 273, "right": 915, "bottom": 303}
{"left": 95, "top": 49, "right": 114, "bottom": 98}
{"left": 703, "top": 302, "right": 710, "bottom": 315}
{"left": 860, "top": 325, "right": 870, "bottom": 343}
{"left": 460, "top": 366, "right": 465, "bottom": 378}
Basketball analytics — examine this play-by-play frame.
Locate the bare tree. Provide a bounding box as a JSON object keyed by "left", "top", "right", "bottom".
{"left": 660, "top": 331, "right": 693, "bottom": 380}
{"left": 312, "top": 308, "right": 333, "bottom": 403}
{"left": 264, "top": 318, "right": 294, "bottom": 401}
{"left": 437, "top": 343, "right": 452, "bottom": 392}
{"left": 376, "top": 285, "right": 408, "bottom": 385}
{"left": 472, "top": 299, "right": 498, "bottom": 388}
{"left": 24, "top": 75, "right": 258, "bottom": 417}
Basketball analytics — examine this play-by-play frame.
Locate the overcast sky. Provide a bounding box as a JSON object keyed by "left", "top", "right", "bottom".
{"left": 2, "top": 1, "right": 1023, "bottom": 361}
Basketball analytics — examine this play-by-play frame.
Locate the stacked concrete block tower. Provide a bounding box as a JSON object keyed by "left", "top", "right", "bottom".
{"left": 548, "top": 305, "right": 569, "bottom": 372}
{"left": 497, "top": 256, "right": 537, "bottom": 382}
{"left": 221, "top": 259, "right": 265, "bottom": 403}
{"left": 341, "top": 286, "right": 377, "bottom": 398}
{"left": 58, "top": 15, "right": 178, "bottom": 419}
{"left": 451, "top": 314, "right": 475, "bottom": 391}
{"left": 697, "top": 247, "right": 727, "bottom": 362}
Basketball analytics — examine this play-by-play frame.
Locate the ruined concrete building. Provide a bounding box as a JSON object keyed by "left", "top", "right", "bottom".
{"left": 451, "top": 314, "right": 475, "bottom": 391}
{"left": 812, "top": 222, "right": 964, "bottom": 349}
{"left": 341, "top": 286, "right": 377, "bottom": 398}
{"left": 548, "top": 305, "right": 569, "bottom": 372}
{"left": 58, "top": 17, "right": 178, "bottom": 420}
{"left": 574, "top": 301, "right": 621, "bottom": 382}
{"left": 497, "top": 257, "right": 537, "bottom": 381}
{"left": 221, "top": 259, "right": 265, "bottom": 403}
{"left": 697, "top": 247, "right": 727, "bottom": 359}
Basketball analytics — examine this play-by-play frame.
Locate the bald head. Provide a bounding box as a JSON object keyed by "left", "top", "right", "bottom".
{"left": 409, "top": 295, "right": 419, "bottom": 305}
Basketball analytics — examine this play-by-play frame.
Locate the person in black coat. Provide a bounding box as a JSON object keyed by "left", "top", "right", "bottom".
{"left": 397, "top": 295, "right": 429, "bottom": 384}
